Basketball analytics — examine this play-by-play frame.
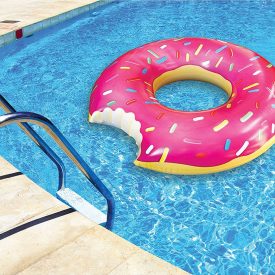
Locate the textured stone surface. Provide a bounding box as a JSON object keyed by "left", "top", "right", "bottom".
{"left": 19, "top": 225, "right": 137, "bottom": 275}
{"left": 109, "top": 250, "right": 188, "bottom": 275}
{"left": 19, "top": 225, "right": 187, "bottom": 275}
{"left": 0, "top": 174, "right": 65, "bottom": 233}
{"left": 0, "top": 157, "right": 187, "bottom": 274}
{"left": 0, "top": 211, "right": 95, "bottom": 274}
{"left": 0, "top": 156, "right": 18, "bottom": 176}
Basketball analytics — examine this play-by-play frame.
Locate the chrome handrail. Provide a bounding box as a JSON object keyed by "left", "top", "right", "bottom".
{"left": 0, "top": 102, "right": 115, "bottom": 230}
{"left": 0, "top": 95, "right": 65, "bottom": 190}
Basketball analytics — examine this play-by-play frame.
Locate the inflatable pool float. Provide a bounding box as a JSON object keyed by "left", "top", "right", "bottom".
{"left": 89, "top": 38, "right": 275, "bottom": 175}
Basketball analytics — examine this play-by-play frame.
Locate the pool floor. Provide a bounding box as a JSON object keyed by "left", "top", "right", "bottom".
{"left": 0, "top": 1, "right": 274, "bottom": 274}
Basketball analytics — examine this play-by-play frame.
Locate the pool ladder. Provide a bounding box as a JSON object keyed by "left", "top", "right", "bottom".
{"left": 0, "top": 94, "right": 115, "bottom": 230}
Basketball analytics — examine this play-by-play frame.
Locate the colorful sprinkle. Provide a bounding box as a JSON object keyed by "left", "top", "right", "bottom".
{"left": 215, "top": 45, "right": 228, "bottom": 53}
{"left": 145, "top": 100, "right": 159, "bottom": 104}
{"left": 147, "top": 57, "right": 152, "bottom": 64}
{"left": 215, "top": 57, "right": 223, "bottom": 68}
{"left": 142, "top": 68, "right": 148, "bottom": 74}
{"left": 126, "top": 99, "right": 137, "bottom": 105}
{"left": 107, "top": 100, "right": 116, "bottom": 106}
{"left": 236, "top": 79, "right": 243, "bottom": 85}
{"left": 240, "top": 111, "right": 254, "bottom": 122}
{"left": 237, "top": 99, "right": 244, "bottom": 104}
{"left": 213, "top": 120, "right": 229, "bottom": 132}
{"left": 253, "top": 70, "right": 261, "bottom": 76}
{"left": 146, "top": 88, "right": 153, "bottom": 95}
{"left": 125, "top": 60, "right": 140, "bottom": 66}
{"left": 127, "top": 78, "right": 141, "bottom": 82}
{"left": 126, "top": 88, "right": 137, "bottom": 93}
{"left": 238, "top": 63, "right": 253, "bottom": 72}
{"left": 247, "top": 89, "right": 259, "bottom": 93}
{"left": 272, "top": 123, "right": 275, "bottom": 134}
{"left": 146, "top": 145, "right": 154, "bottom": 155}
{"left": 272, "top": 104, "right": 275, "bottom": 108}
{"left": 243, "top": 83, "right": 259, "bottom": 90}
{"left": 159, "top": 147, "right": 169, "bottom": 163}
{"left": 249, "top": 56, "right": 260, "bottom": 61}
{"left": 224, "top": 139, "right": 231, "bottom": 151}
{"left": 144, "top": 81, "right": 152, "bottom": 87}
{"left": 160, "top": 44, "right": 167, "bottom": 49}
{"left": 205, "top": 49, "right": 211, "bottom": 56}
{"left": 258, "top": 129, "right": 263, "bottom": 141}
{"left": 145, "top": 127, "right": 155, "bottom": 132}
{"left": 267, "top": 64, "right": 273, "bottom": 68}
{"left": 184, "top": 42, "right": 191, "bottom": 46}
{"left": 92, "top": 85, "right": 97, "bottom": 92}
{"left": 120, "top": 66, "right": 131, "bottom": 70}
{"left": 256, "top": 102, "right": 260, "bottom": 109}
{"left": 193, "top": 116, "right": 204, "bottom": 121}
{"left": 106, "top": 74, "right": 119, "bottom": 83}
{"left": 156, "top": 56, "right": 168, "bottom": 64}
{"left": 169, "top": 123, "right": 178, "bottom": 134}
{"left": 156, "top": 113, "right": 165, "bottom": 120}
{"left": 202, "top": 60, "right": 210, "bottom": 67}
{"left": 176, "top": 51, "right": 180, "bottom": 59}
{"left": 266, "top": 84, "right": 275, "bottom": 97}
{"left": 236, "top": 141, "right": 249, "bottom": 156}
{"left": 261, "top": 120, "right": 267, "bottom": 126}
{"left": 183, "top": 138, "right": 202, "bottom": 144}
{"left": 226, "top": 103, "right": 232, "bottom": 108}
{"left": 147, "top": 49, "right": 159, "bottom": 58}
{"left": 195, "top": 44, "right": 203, "bottom": 55}
{"left": 229, "top": 63, "right": 234, "bottom": 72}
{"left": 103, "top": 89, "right": 112, "bottom": 95}
{"left": 186, "top": 53, "right": 190, "bottom": 62}
{"left": 196, "top": 153, "right": 206, "bottom": 158}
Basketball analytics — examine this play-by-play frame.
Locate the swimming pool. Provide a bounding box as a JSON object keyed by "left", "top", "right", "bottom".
{"left": 0, "top": 0, "right": 274, "bottom": 273}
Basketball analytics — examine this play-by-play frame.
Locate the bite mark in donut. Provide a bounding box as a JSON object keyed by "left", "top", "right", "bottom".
{"left": 89, "top": 38, "right": 275, "bottom": 174}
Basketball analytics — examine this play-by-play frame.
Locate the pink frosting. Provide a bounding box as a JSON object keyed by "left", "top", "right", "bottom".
{"left": 89, "top": 38, "right": 275, "bottom": 167}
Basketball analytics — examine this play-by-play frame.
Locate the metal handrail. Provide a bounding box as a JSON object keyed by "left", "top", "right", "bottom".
{"left": 0, "top": 95, "right": 65, "bottom": 190}
{"left": 0, "top": 108, "right": 115, "bottom": 230}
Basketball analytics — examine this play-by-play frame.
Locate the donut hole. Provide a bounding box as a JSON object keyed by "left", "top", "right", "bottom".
{"left": 156, "top": 80, "right": 229, "bottom": 112}
{"left": 153, "top": 65, "right": 232, "bottom": 112}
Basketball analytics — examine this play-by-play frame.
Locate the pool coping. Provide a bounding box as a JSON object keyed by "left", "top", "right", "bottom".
{"left": 0, "top": 0, "right": 113, "bottom": 48}
{"left": 0, "top": 156, "right": 188, "bottom": 274}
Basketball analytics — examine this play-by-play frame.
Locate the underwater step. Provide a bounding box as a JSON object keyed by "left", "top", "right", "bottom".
{"left": 57, "top": 188, "right": 106, "bottom": 225}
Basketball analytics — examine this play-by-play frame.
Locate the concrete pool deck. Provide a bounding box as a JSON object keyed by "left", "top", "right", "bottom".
{"left": 0, "top": 157, "right": 187, "bottom": 274}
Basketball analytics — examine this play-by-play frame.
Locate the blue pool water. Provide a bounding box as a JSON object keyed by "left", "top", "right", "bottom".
{"left": 0, "top": 1, "right": 274, "bottom": 273}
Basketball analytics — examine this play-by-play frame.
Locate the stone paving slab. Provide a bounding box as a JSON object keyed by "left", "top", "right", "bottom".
{"left": 0, "top": 171, "right": 66, "bottom": 234}
{"left": 0, "top": 156, "right": 18, "bottom": 176}
{"left": 19, "top": 224, "right": 186, "bottom": 275}
{"left": 0, "top": 156, "right": 187, "bottom": 274}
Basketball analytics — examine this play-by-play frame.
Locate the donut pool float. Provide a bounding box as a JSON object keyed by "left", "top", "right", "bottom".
{"left": 89, "top": 38, "right": 275, "bottom": 175}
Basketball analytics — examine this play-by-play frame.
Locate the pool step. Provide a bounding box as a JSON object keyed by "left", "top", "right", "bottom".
{"left": 57, "top": 188, "right": 106, "bottom": 225}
